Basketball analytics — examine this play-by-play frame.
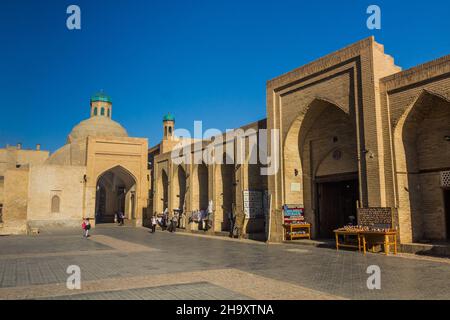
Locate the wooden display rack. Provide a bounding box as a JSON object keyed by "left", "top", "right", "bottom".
{"left": 333, "top": 228, "right": 398, "bottom": 255}
{"left": 282, "top": 204, "right": 311, "bottom": 241}
{"left": 334, "top": 229, "right": 361, "bottom": 251}
{"left": 284, "top": 223, "right": 311, "bottom": 240}
{"left": 359, "top": 230, "right": 398, "bottom": 255}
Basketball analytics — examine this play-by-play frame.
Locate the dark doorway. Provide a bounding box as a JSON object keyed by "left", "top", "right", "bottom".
{"left": 95, "top": 166, "right": 136, "bottom": 224}
{"left": 445, "top": 189, "right": 450, "bottom": 240}
{"left": 221, "top": 163, "right": 235, "bottom": 231}
{"left": 317, "top": 178, "right": 359, "bottom": 238}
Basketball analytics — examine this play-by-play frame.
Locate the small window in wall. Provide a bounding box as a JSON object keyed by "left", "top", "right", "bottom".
{"left": 101, "top": 107, "right": 105, "bottom": 116}
{"left": 94, "top": 107, "right": 98, "bottom": 116}
{"left": 169, "top": 126, "right": 172, "bottom": 135}
{"left": 107, "top": 109, "right": 110, "bottom": 118}
{"left": 0, "top": 203, "right": 3, "bottom": 223}
{"left": 51, "top": 195, "right": 60, "bottom": 213}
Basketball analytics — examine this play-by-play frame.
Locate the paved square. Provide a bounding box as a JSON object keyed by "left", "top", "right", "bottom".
{"left": 0, "top": 226, "right": 449, "bottom": 300}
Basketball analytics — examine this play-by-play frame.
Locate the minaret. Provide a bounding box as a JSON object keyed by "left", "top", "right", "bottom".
{"left": 90, "top": 91, "right": 112, "bottom": 118}
{"left": 163, "top": 113, "right": 175, "bottom": 140}
{"left": 160, "top": 113, "right": 176, "bottom": 154}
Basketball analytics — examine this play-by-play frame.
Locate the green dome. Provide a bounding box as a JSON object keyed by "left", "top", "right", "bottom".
{"left": 90, "top": 91, "right": 112, "bottom": 103}
{"left": 163, "top": 113, "right": 175, "bottom": 122}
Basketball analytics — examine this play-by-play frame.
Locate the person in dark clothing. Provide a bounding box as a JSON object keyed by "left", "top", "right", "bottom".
{"left": 118, "top": 211, "right": 124, "bottom": 225}
{"left": 170, "top": 214, "right": 178, "bottom": 233}
{"left": 227, "top": 210, "right": 236, "bottom": 237}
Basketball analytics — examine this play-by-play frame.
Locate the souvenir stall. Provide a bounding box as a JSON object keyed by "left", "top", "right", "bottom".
{"left": 282, "top": 204, "right": 311, "bottom": 240}
{"left": 333, "top": 208, "right": 398, "bottom": 255}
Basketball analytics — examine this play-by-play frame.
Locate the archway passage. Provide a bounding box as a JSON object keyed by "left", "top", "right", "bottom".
{"left": 221, "top": 162, "right": 235, "bottom": 231}
{"left": 176, "top": 166, "right": 187, "bottom": 212}
{"left": 400, "top": 92, "right": 450, "bottom": 240}
{"left": 160, "top": 169, "right": 169, "bottom": 212}
{"left": 193, "top": 163, "right": 209, "bottom": 211}
{"left": 198, "top": 163, "right": 209, "bottom": 210}
{"left": 173, "top": 165, "right": 187, "bottom": 228}
{"left": 95, "top": 166, "right": 137, "bottom": 224}
{"left": 293, "top": 99, "right": 359, "bottom": 238}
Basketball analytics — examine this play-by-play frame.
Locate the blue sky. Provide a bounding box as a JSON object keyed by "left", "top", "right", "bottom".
{"left": 1, "top": 0, "right": 450, "bottom": 152}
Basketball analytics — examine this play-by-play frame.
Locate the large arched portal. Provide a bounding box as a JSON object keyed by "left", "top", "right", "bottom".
{"left": 215, "top": 153, "right": 235, "bottom": 232}
{"left": 174, "top": 165, "right": 187, "bottom": 212}
{"left": 173, "top": 165, "right": 187, "bottom": 228}
{"left": 395, "top": 91, "right": 450, "bottom": 241}
{"left": 95, "top": 166, "right": 137, "bottom": 224}
{"left": 160, "top": 170, "right": 169, "bottom": 211}
{"left": 193, "top": 162, "right": 209, "bottom": 211}
{"left": 284, "top": 99, "right": 359, "bottom": 238}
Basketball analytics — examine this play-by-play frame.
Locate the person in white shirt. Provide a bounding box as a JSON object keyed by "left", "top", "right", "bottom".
{"left": 151, "top": 215, "right": 157, "bottom": 233}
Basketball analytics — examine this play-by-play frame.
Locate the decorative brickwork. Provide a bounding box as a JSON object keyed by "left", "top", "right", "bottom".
{"left": 441, "top": 171, "right": 450, "bottom": 188}
{"left": 357, "top": 207, "right": 397, "bottom": 229}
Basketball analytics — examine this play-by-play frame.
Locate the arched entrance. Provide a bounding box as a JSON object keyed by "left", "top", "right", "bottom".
{"left": 219, "top": 154, "right": 235, "bottom": 231}
{"left": 193, "top": 162, "right": 209, "bottom": 211}
{"left": 395, "top": 91, "right": 450, "bottom": 241}
{"left": 174, "top": 165, "right": 187, "bottom": 212}
{"left": 284, "top": 98, "right": 359, "bottom": 238}
{"left": 174, "top": 165, "right": 187, "bottom": 228}
{"left": 159, "top": 169, "right": 169, "bottom": 212}
{"left": 95, "top": 166, "right": 137, "bottom": 224}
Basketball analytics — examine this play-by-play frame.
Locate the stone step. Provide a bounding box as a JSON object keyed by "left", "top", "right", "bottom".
{"left": 283, "top": 238, "right": 335, "bottom": 248}
{"left": 400, "top": 242, "right": 450, "bottom": 258}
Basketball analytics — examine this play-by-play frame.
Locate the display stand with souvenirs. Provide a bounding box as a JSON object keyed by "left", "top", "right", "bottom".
{"left": 333, "top": 208, "right": 398, "bottom": 255}
{"left": 282, "top": 204, "right": 311, "bottom": 240}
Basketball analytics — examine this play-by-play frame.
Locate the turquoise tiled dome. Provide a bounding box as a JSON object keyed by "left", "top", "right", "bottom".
{"left": 90, "top": 91, "right": 112, "bottom": 103}
{"left": 163, "top": 113, "right": 175, "bottom": 122}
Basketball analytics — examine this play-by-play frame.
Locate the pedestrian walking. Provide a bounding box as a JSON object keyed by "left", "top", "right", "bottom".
{"left": 227, "top": 210, "right": 236, "bottom": 237}
{"left": 82, "top": 217, "right": 91, "bottom": 238}
{"left": 170, "top": 213, "right": 178, "bottom": 233}
{"left": 118, "top": 211, "right": 125, "bottom": 225}
{"left": 151, "top": 215, "right": 157, "bottom": 233}
{"left": 162, "top": 207, "right": 169, "bottom": 230}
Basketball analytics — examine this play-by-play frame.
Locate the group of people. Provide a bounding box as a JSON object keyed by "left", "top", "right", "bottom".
{"left": 151, "top": 208, "right": 179, "bottom": 233}
{"left": 82, "top": 200, "right": 236, "bottom": 238}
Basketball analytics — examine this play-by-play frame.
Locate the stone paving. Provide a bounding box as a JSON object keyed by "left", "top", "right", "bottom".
{"left": 44, "top": 282, "right": 250, "bottom": 300}
{"left": 0, "top": 225, "right": 449, "bottom": 300}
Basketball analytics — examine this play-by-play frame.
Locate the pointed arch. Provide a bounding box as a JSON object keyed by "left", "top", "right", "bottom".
{"left": 214, "top": 153, "right": 236, "bottom": 232}
{"left": 173, "top": 165, "right": 187, "bottom": 212}
{"left": 95, "top": 165, "right": 137, "bottom": 223}
{"left": 394, "top": 89, "right": 450, "bottom": 241}
{"left": 283, "top": 97, "right": 358, "bottom": 237}
{"left": 283, "top": 98, "right": 356, "bottom": 202}
{"left": 192, "top": 162, "right": 209, "bottom": 211}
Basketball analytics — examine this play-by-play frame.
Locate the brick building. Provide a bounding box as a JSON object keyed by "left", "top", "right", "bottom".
{"left": 1, "top": 37, "right": 449, "bottom": 245}
{"left": 150, "top": 37, "right": 450, "bottom": 244}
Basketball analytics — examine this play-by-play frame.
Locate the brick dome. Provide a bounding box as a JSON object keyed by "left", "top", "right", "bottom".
{"left": 67, "top": 116, "right": 128, "bottom": 143}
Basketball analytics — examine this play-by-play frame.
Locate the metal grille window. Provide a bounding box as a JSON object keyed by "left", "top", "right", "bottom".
{"left": 441, "top": 171, "right": 450, "bottom": 188}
